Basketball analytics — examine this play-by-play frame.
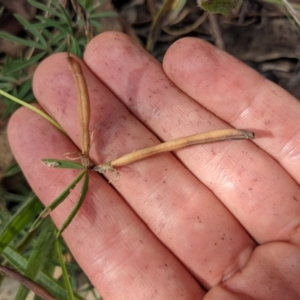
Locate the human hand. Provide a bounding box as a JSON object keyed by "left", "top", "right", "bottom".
{"left": 8, "top": 32, "right": 300, "bottom": 299}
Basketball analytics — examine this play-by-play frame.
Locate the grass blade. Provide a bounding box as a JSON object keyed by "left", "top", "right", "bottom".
{"left": 55, "top": 237, "right": 75, "bottom": 300}
{"left": 17, "top": 79, "right": 33, "bottom": 99}
{"left": 13, "top": 14, "right": 48, "bottom": 49}
{"left": 0, "top": 196, "right": 42, "bottom": 254}
{"left": 27, "top": 0, "right": 62, "bottom": 18}
{"left": 2, "top": 52, "right": 46, "bottom": 75}
{"left": 42, "top": 159, "right": 85, "bottom": 169}
{"left": 2, "top": 246, "right": 85, "bottom": 300}
{"left": 56, "top": 171, "right": 89, "bottom": 237}
{"left": 35, "top": 16, "right": 71, "bottom": 35}
{"left": 30, "top": 170, "right": 86, "bottom": 232}
{"left": 89, "top": 11, "right": 118, "bottom": 18}
{"left": 49, "top": 32, "right": 67, "bottom": 46}
{"left": 0, "top": 32, "right": 45, "bottom": 49}
{"left": 0, "top": 89, "right": 65, "bottom": 133}
{"left": 70, "top": 36, "right": 83, "bottom": 57}
{"left": 3, "top": 162, "right": 21, "bottom": 178}
{"left": 15, "top": 218, "right": 55, "bottom": 299}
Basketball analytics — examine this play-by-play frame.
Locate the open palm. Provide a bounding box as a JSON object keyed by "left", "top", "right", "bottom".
{"left": 8, "top": 32, "right": 300, "bottom": 299}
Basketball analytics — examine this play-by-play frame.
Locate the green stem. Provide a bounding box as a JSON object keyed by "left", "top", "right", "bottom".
{"left": 0, "top": 89, "right": 65, "bottom": 133}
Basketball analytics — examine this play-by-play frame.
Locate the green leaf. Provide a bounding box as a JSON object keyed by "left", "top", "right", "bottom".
{"left": 89, "top": 11, "right": 119, "bottom": 18}
{"left": 15, "top": 218, "right": 55, "bottom": 299}
{"left": 30, "top": 170, "right": 87, "bottom": 232}
{"left": 49, "top": 32, "right": 67, "bottom": 46}
{"left": 55, "top": 42, "right": 68, "bottom": 53}
{"left": 2, "top": 192, "right": 34, "bottom": 203}
{"left": 197, "top": 0, "right": 242, "bottom": 15}
{"left": 42, "top": 27, "right": 56, "bottom": 41}
{"left": 0, "top": 31, "right": 45, "bottom": 49}
{"left": 25, "top": 22, "right": 52, "bottom": 30}
{"left": 50, "top": 1, "right": 73, "bottom": 33}
{"left": 13, "top": 13, "right": 48, "bottom": 49}
{"left": 55, "top": 237, "right": 76, "bottom": 300}
{"left": 2, "top": 246, "right": 85, "bottom": 300}
{"left": 70, "top": 36, "right": 83, "bottom": 57}
{"left": 56, "top": 171, "right": 89, "bottom": 237}
{"left": 57, "top": 3, "right": 73, "bottom": 28}
{"left": 27, "top": 0, "right": 63, "bottom": 18}
{"left": 0, "top": 196, "right": 42, "bottom": 254}
{"left": 35, "top": 16, "right": 71, "bottom": 34}
{"left": 18, "top": 79, "right": 33, "bottom": 100}
{"left": 0, "top": 83, "right": 13, "bottom": 90}
{"left": 3, "top": 162, "right": 21, "bottom": 178}
{"left": 90, "top": 19, "right": 103, "bottom": 30}
{"left": 0, "top": 75, "right": 16, "bottom": 82}
{"left": 0, "top": 89, "right": 65, "bottom": 133}
{"left": 42, "top": 159, "right": 85, "bottom": 169}
{"left": 80, "top": 0, "right": 94, "bottom": 9}
{"left": 2, "top": 52, "right": 46, "bottom": 75}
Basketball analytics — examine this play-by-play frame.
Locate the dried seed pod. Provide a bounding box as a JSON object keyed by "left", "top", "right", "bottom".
{"left": 67, "top": 55, "right": 91, "bottom": 168}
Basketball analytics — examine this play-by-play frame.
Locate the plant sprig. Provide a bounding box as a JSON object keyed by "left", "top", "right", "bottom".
{"left": 36, "top": 55, "right": 254, "bottom": 237}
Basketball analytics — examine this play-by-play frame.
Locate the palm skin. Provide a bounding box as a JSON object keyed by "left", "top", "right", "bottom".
{"left": 8, "top": 32, "right": 300, "bottom": 299}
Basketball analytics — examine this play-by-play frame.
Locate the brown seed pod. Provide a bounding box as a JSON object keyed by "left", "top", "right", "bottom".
{"left": 67, "top": 55, "right": 91, "bottom": 168}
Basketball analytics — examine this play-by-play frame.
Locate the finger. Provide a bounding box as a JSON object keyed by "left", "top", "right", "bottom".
{"left": 32, "top": 52, "right": 254, "bottom": 288}
{"left": 83, "top": 32, "right": 300, "bottom": 247}
{"left": 163, "top": 37, "right": 300, "bottom": 185}
{"left": 8, "top": 107, "right": 203, "bottom": 299}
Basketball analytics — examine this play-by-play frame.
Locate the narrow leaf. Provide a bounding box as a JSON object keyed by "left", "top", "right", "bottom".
{"left": 90, "top": 19, "right": 103, "bottom": 30}
{"left": 2, "top": 52, "right": 46, "bottom": 75}
{"left": 49, "top": 32, "right": 67, "bottom": 46}
{"left": 69, "top": 36, "right": 82, "bottom": 57}
{"left": 55, "top": 237, "right": 76, "bottom": 300}
{"left": 18, "top": 79, "right": 33, "bottom": 99}
{"left": 3, "top": 162, "right": 21, "bottom": 177}
{"left": 0, "top": 196, "right": 42, "bottom": 254}
{"left": 55, "top": 42, "right": 68, "bottom": 53}
{"left": 0, "top": 89, "right": 65, "bottom": 133}
{"left": 27, "top": 0, "right": 62, "bottom": 18}
{"left": 42, "top": 159, "right": 85, "bottom": 169}
{"left": 0, "top": 32, "right": 44, "bottom": 49}
{"left": 53, "top": 1, "right": 73, "bottom": 31}
{"left": 30, "top": 170, "right": 86, "bottom": 232}
{"left": 56, "top": 171, "right": 89, "bottom": 237}
{"left": 2, "top": 246, "right": 85, "bottom": 300}
{"left": 35, "top": 16, "right": 71, "bottom": 34}
{"left": 15, "top": 219, "right": 55, "bottom": 299}
{"left": 89, "top": 11, "right": 118, "bottom": 18}
{"left": 13, "top": 14, "right": 48, "bottom": 48}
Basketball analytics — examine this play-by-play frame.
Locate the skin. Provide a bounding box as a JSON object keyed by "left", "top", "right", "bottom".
{"left": 7, "top": 31, "right": 300, "bottom": 299}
